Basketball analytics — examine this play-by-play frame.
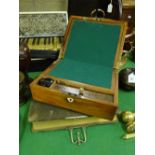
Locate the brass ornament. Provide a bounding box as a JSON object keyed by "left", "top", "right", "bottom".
{"left": 121, "top": 111, "right": 135, "bottom": 123}
{"left": 118, "top": 111, "right": 135, "bottom": 140}
{"left": 126, "top": 121, "right": 135, "bottom": 133}
{"left": 122, "top": 133, "right": 135, "bottom": 140}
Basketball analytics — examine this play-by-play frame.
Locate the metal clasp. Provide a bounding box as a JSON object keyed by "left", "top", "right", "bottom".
{"left": 69, "top": 127, "right": 87, "bottom": 145}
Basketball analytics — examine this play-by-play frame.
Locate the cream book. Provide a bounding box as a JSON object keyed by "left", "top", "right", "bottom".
{"left": 28, "top": 100, "right": 117, "bottom": 132}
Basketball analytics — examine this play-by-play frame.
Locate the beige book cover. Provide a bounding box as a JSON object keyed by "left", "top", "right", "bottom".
{"left": 28, "top": 100, "right": 117, "bottom": 132}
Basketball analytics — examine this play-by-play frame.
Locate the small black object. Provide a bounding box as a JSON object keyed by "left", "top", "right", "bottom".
{"left": 19, "top": 43, "right": 32, "bottom": 83}
{"left": 19, "top": 71, "right": 31, "bottom": 105}
{"left": 28, "top": 58, "right": 55, "bottom": 72}
{"left": 30, "top": 50, "right": 59, "bottom": 59}
{"left": 119, "top": 68, "right": 135, "bottom": 91}
{"left": 38, "top": 78, "right": 54, "bottom": 87}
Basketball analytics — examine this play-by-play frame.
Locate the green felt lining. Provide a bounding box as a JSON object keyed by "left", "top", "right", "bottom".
{"left": 49, "top": 58, "right": 113, "bottom": 88}
{"left": 49, "top": 19, "right": 121, "bottom": 88}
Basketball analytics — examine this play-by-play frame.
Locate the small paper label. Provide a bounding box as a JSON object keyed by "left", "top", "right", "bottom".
{"left": 107, "top": 3, "right": 113, "bottom": 13}
{"left": 128, "top": 72, "right": 135, "bottom": 83}
{"left": 123, "top": 50, "right": 128, "bottom": 53}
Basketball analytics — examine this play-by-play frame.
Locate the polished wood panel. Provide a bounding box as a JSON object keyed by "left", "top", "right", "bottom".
{"left": 31, "top": 84, "right": 117, "bottom": 119}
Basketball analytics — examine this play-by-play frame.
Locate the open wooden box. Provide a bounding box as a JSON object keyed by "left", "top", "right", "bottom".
{"left": 30, "top": 16, "right": 127, "bottom": 120}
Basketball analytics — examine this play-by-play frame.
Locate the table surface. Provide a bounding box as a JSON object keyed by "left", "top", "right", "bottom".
{"left": 19, "top": 59, "right": 135, "bottom": 155}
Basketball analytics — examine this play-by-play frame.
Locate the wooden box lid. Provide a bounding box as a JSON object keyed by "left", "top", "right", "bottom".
{"left": 48, "top": 16, "right": 127, "bottom": 89}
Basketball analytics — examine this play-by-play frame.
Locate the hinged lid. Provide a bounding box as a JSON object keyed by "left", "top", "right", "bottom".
{"left": 62, "top": 16, "right": 127, "bottom": 68}
{"left": 49, "top": 16, "right": 127, "bottom": 89}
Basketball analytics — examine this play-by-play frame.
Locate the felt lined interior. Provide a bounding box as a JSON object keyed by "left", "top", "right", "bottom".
{"left": 49, "top": 19, "right": 121, "bottom": 88}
